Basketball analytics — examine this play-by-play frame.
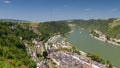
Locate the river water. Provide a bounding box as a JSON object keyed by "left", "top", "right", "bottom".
{"left": 67, "top": 29, "right": 120, "bottom": 68}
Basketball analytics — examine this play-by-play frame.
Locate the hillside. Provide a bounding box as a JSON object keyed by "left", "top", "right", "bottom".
{"left": 105, "top": 18, "right": 120, "bottom": 39}
{"left": 0, "top": 21, "right": 71, "bottom": 68}
{"left": 38, "top": 22, "right": 71, "bottom": 42}
{"left": 62, "top": 18, "right": 120, "bottom": 39}
{"left": 0, "top": 22, "right": 37, "bottom": 68}
{"left": 109, "top": 18, "right": 120, "bottom": 28}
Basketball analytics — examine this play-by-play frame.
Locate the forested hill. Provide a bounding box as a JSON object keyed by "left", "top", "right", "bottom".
{"left": 56, "top": 18, "right": 115, "bottom": 30}
{"left": 0, "top": 22, "right": 37, "bottom": 68}
{"left": 60, "top": 18, "right": 120, "bottom": 39}
{"left": 0, "top": 21, "right": 71, "bottom": 68}
{"left": 38, "top": 22, "right": 71, "bottom": 41}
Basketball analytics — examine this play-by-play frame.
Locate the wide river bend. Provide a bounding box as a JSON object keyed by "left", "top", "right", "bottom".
{"left": 67, "top": 29, "right": 120, "bottom": 68}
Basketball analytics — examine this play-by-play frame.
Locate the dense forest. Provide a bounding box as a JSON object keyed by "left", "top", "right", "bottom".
{"left": 0, "top": 22, "right": 37, "bottom": 68}
{"left": 38, "top": 22, "right": 71, "bottom": 41}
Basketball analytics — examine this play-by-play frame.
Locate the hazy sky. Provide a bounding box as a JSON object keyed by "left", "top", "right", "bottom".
{"left": 0, "top": 0, "right": 120, "bottom": 22}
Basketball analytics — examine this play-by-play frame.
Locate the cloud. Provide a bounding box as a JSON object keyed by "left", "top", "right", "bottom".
{"left": 3, "top": 0, "right": 11, "bottom": 4}
{"left": 111, "top": 8, "right": 118, "bottom": 12}
{"left": 84, "top": 8, "right": 92, "bottom": 11}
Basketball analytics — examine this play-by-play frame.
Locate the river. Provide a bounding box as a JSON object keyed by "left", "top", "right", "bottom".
{"left": 67, "top": 29, "right": 120, "bottom": 68}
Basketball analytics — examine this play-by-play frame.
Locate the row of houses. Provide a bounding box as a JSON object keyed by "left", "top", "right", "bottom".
{"left": 52, "top": 51, "right": 107, "bottom": 68}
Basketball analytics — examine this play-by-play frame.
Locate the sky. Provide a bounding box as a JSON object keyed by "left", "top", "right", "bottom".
{"left": 0, "top": 0, "right": 120, "bottom": 22}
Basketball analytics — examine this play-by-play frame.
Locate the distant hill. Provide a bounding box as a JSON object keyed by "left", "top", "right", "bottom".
{"left": 109, "top": 18, "right": 120, "bottom": 28}
{"left": 0, "top": 19, "right": 31, "bottom": 22}
{"left": 58, "top": 18, "right": 120, "bottom": 39}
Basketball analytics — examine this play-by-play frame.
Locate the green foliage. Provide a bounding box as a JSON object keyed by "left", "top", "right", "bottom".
{"left": 12, "top": 24, "right": 38, "bottom": 40}
{"left": 36, "top": 53, "right": 43, "bottom": 61}
{"left": 72, "top": 46, "right": 81, "bottom": 55}
{"left": 91, "top": 30, "right": 99, "bottom": 37}
{"left": 87, "top": 53, "right": 108, "bottom": 65}
{"left": 51, "top": 60, "right": 57, "bottom": 65}
{"left": 69, "top": 18, "right": 120, "bottom": 39}
{"left": 69, "top": 18, "right": 114, "bottom": 31}
{"left": 0, "top": 61, "right": 14, "bottom": 68}
{"left": 105, "top": 25, "right": 120, "bottom": 39}
{"left": 46, "top": 64, "right": 49, "bottom": 68}
{"left": 38, "top": 22, "right": 71, "bottom": 41}
{"left": 0, "top": 22, "right": 36, "bottom": 68}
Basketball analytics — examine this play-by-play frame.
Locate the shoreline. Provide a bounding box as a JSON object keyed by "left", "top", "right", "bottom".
{"left": 90, "top": 34, "right": 120, "bottom": 46}
{"left": 66, "top": 29, "right": 116, "bottom": 68}
{"left": 67, "top": 30, "right": 73, "bottom": 34}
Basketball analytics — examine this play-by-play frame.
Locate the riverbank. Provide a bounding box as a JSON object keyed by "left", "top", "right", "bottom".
{"left": 45, "top": 34, "right": 108, "bottom": 68}
{"left": 65, "top": 30, "right": 74, "bottom": 35}
{"left": 90, "top": 34, "right": 120, "bottom": 46}
{"left": 67, "top": 29, "right": 120, "bottom": 68}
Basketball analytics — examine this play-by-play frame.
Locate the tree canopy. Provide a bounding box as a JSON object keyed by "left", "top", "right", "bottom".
{"left": 38, "top": 22, "right": 71, "bottom": 41}
{"left": 0, "top": 22, "right": 36, "bottom": 68}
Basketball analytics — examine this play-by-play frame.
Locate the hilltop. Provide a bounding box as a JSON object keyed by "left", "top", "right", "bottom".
{"left": 0, "top": 19, "right": 30, "bottom": 23}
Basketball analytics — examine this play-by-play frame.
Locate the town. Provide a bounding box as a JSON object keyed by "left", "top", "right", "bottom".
{"left": 20, "top": 33, "right": 108, "bottom": 68}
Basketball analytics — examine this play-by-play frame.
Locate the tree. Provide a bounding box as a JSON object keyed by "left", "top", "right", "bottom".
{"left": 42, "top": 51, "right": 48, "bottom": 59}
